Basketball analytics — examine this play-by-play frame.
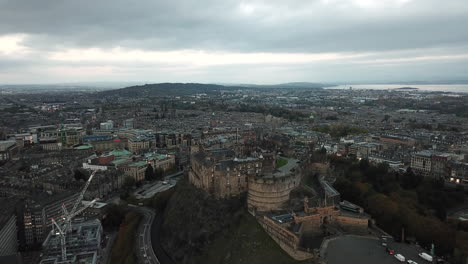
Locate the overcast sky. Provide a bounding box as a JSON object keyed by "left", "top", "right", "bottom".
{"left": 1, "top": 0, "right": 467, "bottom": 84}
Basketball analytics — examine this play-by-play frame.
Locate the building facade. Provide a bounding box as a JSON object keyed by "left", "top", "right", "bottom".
{"left": 411, "top": 151, "right": 433, "bottom": 177}
{"left": 0, "top": 202, "right": 18, "bottom": 256}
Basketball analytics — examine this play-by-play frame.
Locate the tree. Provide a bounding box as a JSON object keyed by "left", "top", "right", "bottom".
{"left": 145, "top": 164, "right": 155, "bottom": 181}
{"left": 102, "top": 204, "right": 128, "bottom": 231}
{"left": 123, "top": 176, "right": 135, "bottom": 189}
{"left": 74, "top": 168, "right": 89, "bottom": 181}
{"left": 154, "top": 168, "right": 164, "bottom": 180}
{"left": 401, "top": 167, "right": 422, "bottom": 189}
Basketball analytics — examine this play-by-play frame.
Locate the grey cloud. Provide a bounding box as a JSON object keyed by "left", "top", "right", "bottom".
{"left": 1, "top": 0, "right": 468, "bottom": 83}
{"left": 1, "top": 0, "right": 467, "bottom": 53}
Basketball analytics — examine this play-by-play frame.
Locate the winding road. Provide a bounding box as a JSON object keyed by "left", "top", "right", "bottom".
{"left": 135, "top": 207, "right": 160, "bottom": 264}
{"left": 134, "top": 206, "right": 175, "bottom": 264}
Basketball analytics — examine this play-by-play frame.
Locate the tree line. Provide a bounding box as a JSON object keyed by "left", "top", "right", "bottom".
{"left": 330, "top": 156, "right": 467, "bottom": 263}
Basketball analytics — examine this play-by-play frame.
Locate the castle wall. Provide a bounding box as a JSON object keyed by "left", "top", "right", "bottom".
{"left": 189, "top": 152, "right": 260, "bottom": 199}
{"left": 247, "top": 172, "right": 300, "bottom": 212}
{"left": 259, "top": 216, "right": 315, "bottom": 261}
{"left": 336, "top": 215, "right": 369, "bottom": 233}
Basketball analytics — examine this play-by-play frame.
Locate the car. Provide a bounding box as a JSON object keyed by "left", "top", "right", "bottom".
{"left": 418, "top": 252, "right": 433, "bottom": 262}
{"left": 407, "top": 260, "right": 418, "bottom": 264}
{"left": 395, "top": 254, "right": 406, "bottom": 262}
{"left": 386, "top": 248, "right": 395, "bottom": 255}
{"left": 382, "top": 242, "right": 388, "bottom": 247}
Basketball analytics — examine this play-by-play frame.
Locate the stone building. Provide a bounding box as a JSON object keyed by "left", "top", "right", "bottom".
{"left": 189, "top": 147, "right": 302, "bottom": 212}
{"left": 0, "top": 140, "right": 18, "bottom": 162}
{"left": 117, "top": 161, "right": 148, "bottom": 182}
{"left": 189, "top": 148, "right": 261, "bottom": 198}
{"left": 259, "top": 198, "right": 370, "bottom": 261}
{"left": 128, "top": 137, "right": 151, "bottom": 153}
{"left": 448, "top": 161, "right": 468, "bottom": 184}
{"left": 348, "top": 142, "right": 382, "bottom": 159}
{"left": 411, "top": 150, "right": 433, "bottom": 177}
{"left": 411, "top": 151, "right": 457, "bottom": 179}
{"left": 431, "top": 153, "right": 451, "bottom": 179}
{"left": 144, "top": 153, "right": 176, "bottom": 171}
{"left": 90, "top": 138, "right": 127, "bottom": 152}
{"left": 248, "top": 158, "right": 301, "bottom": 213}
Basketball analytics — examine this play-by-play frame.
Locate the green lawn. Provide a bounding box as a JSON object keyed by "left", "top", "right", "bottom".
{"left": 276, "top": 158, "right": 288, "bottom": 168}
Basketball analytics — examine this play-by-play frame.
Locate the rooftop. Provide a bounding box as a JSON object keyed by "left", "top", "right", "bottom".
{"left": 0, "top": 140, "right": 16, "bottom": 151}
{"left": 109, "top": 149, "right": 132, "bottom": 157}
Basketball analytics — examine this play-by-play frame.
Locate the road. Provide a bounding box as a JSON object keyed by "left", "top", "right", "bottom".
{"left": 135, "top": 207, "right": 160, "bottom": 264}
{"left": 99, "top": 232, "right": 116, "bottom": 264}
{"left": 134, "top": 181, "right": 175, "bottom": 199}
{"left": 150, "top": 211, "right": 176, "bottom": 264}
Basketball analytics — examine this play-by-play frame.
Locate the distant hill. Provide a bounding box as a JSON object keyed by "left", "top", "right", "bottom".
{"left": 225, "top": 82, "right": 327, "bottom": 89}
{"left": 394, "top": 87, "right": 419, "bottom": 90}
{"left": 98, "top": 81, "right": 338, "bottom": 98}
{"left": 99, "top": 83, "right": 233, "bottom": 97}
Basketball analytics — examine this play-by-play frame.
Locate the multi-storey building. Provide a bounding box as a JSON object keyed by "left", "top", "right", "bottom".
{"left": 19, "top": 192, "right": 79, "bottom": 249}
{"left": 155, "top": 132, "right": 194, "bottom": 148}
{"left": 144, "top": 153, "right": 176, "bottom": 171}
{"left": 190, "top": 148, "right": 260, "bottom": 198}
{"left": 431, "top": 153, "right": 451, "bottom": 179}
{"left": 348, "top": 142, "right": 381, "bottom": 159}
{"left": 128, "top": 137, "right": 151, "bottom": 153}
{"left": 0, "top": 140, "right": 17, "bottom": 162}
{"left": 0, "top": 199, "right": 18, "bottom": 256}
{"left": 448, "top": 161, "right": 468, "bottom": 184}
{"left": 123, "top": 118, "right": 135, "bottom": 129}
{"left": 411, "top": 150, "right": 433, "bottom": 177}
{"left": 189, "top": 147, "right": 301, "bottom": 213}
{"left": 40, "top": 126, "right": 86, "bottom": 147}
{"left": 100, "top": 120, "right": 114, "bottom": 130}
{"left": 116, "top": 161, "right": 148, "bottom": 182}
{"left": 411, "top": 151, "right": 458, "bottom": 179}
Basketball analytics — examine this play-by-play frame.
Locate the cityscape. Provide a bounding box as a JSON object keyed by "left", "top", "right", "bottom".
{"left": 0, "top": 1, "right": 468, "bottom": 264}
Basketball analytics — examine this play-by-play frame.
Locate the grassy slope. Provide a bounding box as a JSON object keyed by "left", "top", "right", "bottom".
{"left": 191, "top": 210, "right": 310, "bottom": 264}
{"left": 108, "top": 211, "right": 142, "bottom": 264}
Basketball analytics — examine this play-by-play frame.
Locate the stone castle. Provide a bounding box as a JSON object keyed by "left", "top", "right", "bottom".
{"left": 189, "top": 147, "right": 372, "bottom": 261}
{"left": 189, "top": 147, "right": 301, "bottom": 213}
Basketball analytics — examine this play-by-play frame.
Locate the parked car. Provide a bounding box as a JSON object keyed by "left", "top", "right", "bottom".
{"left": 407, "top": 260, "right": 418, "bottom": 264}
{"left": 395, "top": 254, "right": 406, "bottom": 262}
{"left": 386, "top": 248, "right": 395, "bottom": 255}
{"left": 418, "top": 252, "right": 433, "bottom": 262}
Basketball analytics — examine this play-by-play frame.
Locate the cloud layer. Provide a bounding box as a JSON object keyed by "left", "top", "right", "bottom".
{"left": 0, "top": 0, "right": 467, "bottom": 84}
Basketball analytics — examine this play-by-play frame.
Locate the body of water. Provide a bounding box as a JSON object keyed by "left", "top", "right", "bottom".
{"left": 326, "top": 84, "right": 468, "bottom": 93}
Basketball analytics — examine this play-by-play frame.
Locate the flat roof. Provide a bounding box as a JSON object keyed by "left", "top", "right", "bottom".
{"left": 0, "top": 140, "right": 16, "bottom": 151}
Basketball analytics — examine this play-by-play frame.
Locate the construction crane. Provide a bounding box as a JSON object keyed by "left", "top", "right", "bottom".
{"left": 49, "top": 170, "right": 99, "bottom": 261}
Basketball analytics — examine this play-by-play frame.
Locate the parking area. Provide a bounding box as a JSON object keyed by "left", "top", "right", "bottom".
{"left": 324, "top": 235, "right": 431, "bottom": 264}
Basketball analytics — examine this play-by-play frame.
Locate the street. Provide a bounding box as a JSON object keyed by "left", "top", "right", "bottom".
{"left": 134, "top": 180, "right": 175, "bottom": 199}
{"left": 135, "top": 207, "right": 160, "bottom": 264}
